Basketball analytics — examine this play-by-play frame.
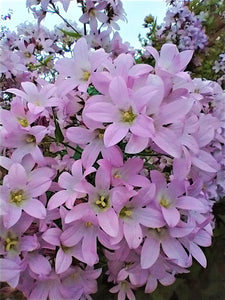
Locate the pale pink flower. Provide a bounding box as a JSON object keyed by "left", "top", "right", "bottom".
{"left": 7, "top": 81, "right": 57, "bottom": 114}
{"left": 79, "top": 0, "right": 108, "bottom": 30}
{"left": 84, "top": 76, "right": 155, "bottom": 152}
{"left": 55, "top": 37, "right": 108, "bottom": 92}
{"left": 47, "top": 159, "right": 94, "bottom": 210}
{"left": 66, "top": 125, "right": 123, "bottom": 168}
{"left": 1, "top": 163, "right": 52, "bottom": 228}
{"left": 110, "top": 280, "right": 136, "bottom": 300}
{"left": 150, "top": 170, "right": 208, "bottom": 228}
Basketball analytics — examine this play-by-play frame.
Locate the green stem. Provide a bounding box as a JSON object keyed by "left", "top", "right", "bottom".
{"left": 49, "top": 3, "right": 80, "bottom": 35}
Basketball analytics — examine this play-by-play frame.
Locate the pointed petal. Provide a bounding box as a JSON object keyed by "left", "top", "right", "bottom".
{"left": 104, "top": 123, "right": 129, "bottom": 147}
{"left": 137, "top": 207, "right": 165, "bottom": 228}
{"left": 65, "top": 203, "right": 91, "bottom": 223}
{"left": 82, "top": 229, "right": 98, "bottom": 266}
{"left": 123, "top": 222, "right": 142, "bottom": 249}
{"left": 47, "top": 190, "right": 71, "bottom": 210}
{"left": 162, "top": 238, "right": 189, "bottom": 267}
{"left": 55, "top": 248, "right": 72, "bottom": 274}
{"left": 23, "top": 198, "right": 46, "bottom": 219}
{"left": 109, "top": 76, "right": 129, "bottom": 108}
{"left": 66, "top": 126, "right": 94, "bottom": 144}
{"left": 161, "top": 206, "right": 180, "bottom": 227}
{"left": 3, "top": 207, "right": 21, "bottom": 228}
{"left": 42, "top": 228, "right": 61, "bottom": 246}
{"left": 141, "top": 237, "right": 160, "bottom": 269}
{"left": 7, "top": 163, "right": 27, "bottom": 187}
{"left": 28, "top": 253, "right": 51, "bottom": 275}
{"left": 97, "top": 208, "right": 119, "bottom": 237}
{"left": 177, "top": 196, "right": 208, "bottom": 212}
{"left": 189, "top": 242, "right": 207, "bottom": 268}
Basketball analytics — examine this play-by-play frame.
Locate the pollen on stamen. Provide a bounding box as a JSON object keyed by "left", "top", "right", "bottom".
{"left": 4, "top": 237, "right": 18, "bottom": 252}
{"left": 119, "top": 206, "right": 133, "bottom": 218}
{"left": 160, "top": 197, "right": 170, "bottom": 208}
{"left": 18, "top": 117, "right": 29, "bottom": 127}
{"left": 85, "top": 221, "right": 93, "bottom": 228}
{"left": 82, "top": 70, "right": 91, "bottom": 81}
{"left": 95, "top": 195, "right": 109, "bottom": 210}
{"left": 10, "top": 189, "right": 26, "bottom": 206}
{"left": 25, "top": 134, "right": 36, "bottom": 144}
{"left": 121, "top": 108, "right": 136, "bottom": 124}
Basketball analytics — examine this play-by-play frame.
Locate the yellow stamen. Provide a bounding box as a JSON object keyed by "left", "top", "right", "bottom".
{"left": 159, "top": 197, "right": 170, "bottom": 208}
{"left": 5, "top": 237, "right": 18, "bottom": 252}
{"left": 85, "top": 221, "right": 93, "bottom": 228}
{"left": 119, "top": 206, "right": 133, "bottom": 218}
{"left": 18, "top": 117, "right": 29, "bottom": 127}
{"left": 82, "top": 71, "right": 91, "bottom": 81}
{"left": 10, "top": 189, "right": 26, "bottom": 206}
{"left": 25, "top": 134, "right": 36, "bottom": 144}
{"left": 95, "top": 195, "right": 109, "bottom": 210}
{"left": 121, "top": 108, "right": 136, "bottom": 124}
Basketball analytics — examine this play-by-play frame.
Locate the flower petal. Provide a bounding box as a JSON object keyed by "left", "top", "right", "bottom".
{"left": 55, "top": 248, "right": 72, "bottom": 274}
{"left": 23, "top": 198, "right": 46, "bottom": 219}
{"left": 104, "top": 123, "right": 129, "bottom": 147}
{"left": 97, "top": 208, "right": 119, "bottom": 237}
{"left": 141, "top": 237, "right": 160, "bottom": 269}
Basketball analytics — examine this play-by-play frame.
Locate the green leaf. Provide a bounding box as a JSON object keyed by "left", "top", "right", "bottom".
{"left": 58, "top": 28, "right": 82, "bottom": 39}
{"left": 54, "top": 119, "right": 64, "bottom": 143}
{"left": 73, "top": 146, "right": 83, "bottom": 160}
{"left": 87, "top": 85, "right": 101, "bottom": 96}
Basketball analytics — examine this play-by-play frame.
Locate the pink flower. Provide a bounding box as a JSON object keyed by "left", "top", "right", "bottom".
{"left": 1, "top": 125, "right": 48, "bottom": 163}
{"left": 7, "top": 81, "right": 57, "bottom": 114}
{"left": 1, "top": 163, "right": 52, "bottom": 228}
{"left": 0, "top": 256, "right": 23, "bottom": 288}
{"left": 110, "top": 280, "right": 136, "bottom": 300}
{"left": 47, "top": 159, "right": 94, "bottom": 210}
{"left": 66, "top": 125, "right": 123, "bottom": 169}
{"left": 141, "top": 226, "right": 191, "bottom": 269}
{"left": 79, "top": 0, "right": 108, "bottom": 30}
{"left": 55, "top": 37, "right": 108, "bottom": 92}
{"left": 84, "top": 76, "right": 155, "bottom": 152}
{"left": 66, "top": 164, "right": 132, "bottom": 238}
{"left": 115, "top": 186, "right": 165, "bottom": 249}
{"left": 146, "top": 43, "right": 193, "bottom": 75}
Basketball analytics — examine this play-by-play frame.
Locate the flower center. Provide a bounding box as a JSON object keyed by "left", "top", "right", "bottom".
{"left": 18, "top": 117, "right": 29, "bottom": 127}
{"left": 121, "top": 108, "right": 136, "bottom": 124}
{"left": 159, "top": 197, "right": 170, "bottom": 208}
{"left": 25, "top": 134, "right": 36, "bottom": 144}
{"left": 97, "top": 129, "right": 105, "bottom": 139}
{"left": 61, "top": 244, "right": 71, "bottom": 253}
{"left": 9, "top": 189, "right": 26, "bottom": 206}
{"left": 89, "top": 8, "right": 97, "bottom": 17}
{"left": 113, "top": 171, "right": 121, "bottom": 179}
{"left": 148, "top": 226, "right": 167, "bottom": 238}
{"left": 119, "top": 206, "right": 133, "bottom": 218}
{"left": 85, "top": 221, "right": 93, "bottom": 228}
{"left": 4, "top": 236, "right": 18, "bottom": 252}
{"left": 24, "top": 51, "right": 31, "bottom": 58}
{"left": 82, "top": 70, "right": 91, "bottom": 81}
{"left": 95, "top": 195, "right": 109, "bottom": 210}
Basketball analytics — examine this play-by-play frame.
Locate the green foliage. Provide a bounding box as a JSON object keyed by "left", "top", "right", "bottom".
{"left": 58, "top": 27, "right": 82, "bottom": 39}
{"left": 87, "top": 85, "right": 101, "bottom": 96}
{"left": 187, "top": 0, "right": 225, "bottom": 82}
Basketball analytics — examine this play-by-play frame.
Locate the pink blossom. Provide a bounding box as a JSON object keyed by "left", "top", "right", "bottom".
{"left": 84, "top": 76, "right": 155, "bottom": 152}
{"left": 7, "top": 81, "right": 57, "bottom": 114}
{"left": 47, "top": 159, "right": 94, "bottom": 210}
{"left": 1, "top": 163, "right": 52, "bottom": 228}
{"left": 55, "top": 37, "right": 108, "bottom": 92}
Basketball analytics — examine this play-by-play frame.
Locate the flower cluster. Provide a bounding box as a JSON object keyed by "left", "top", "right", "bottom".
{"left": 0, "top": 1, "right": 225, "bottom": 299}
{"left": 140, "top": 0, "right": 225, "bottom": 84}
{"left": 141, "top": 0, "right": 208, "bottom": 53}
